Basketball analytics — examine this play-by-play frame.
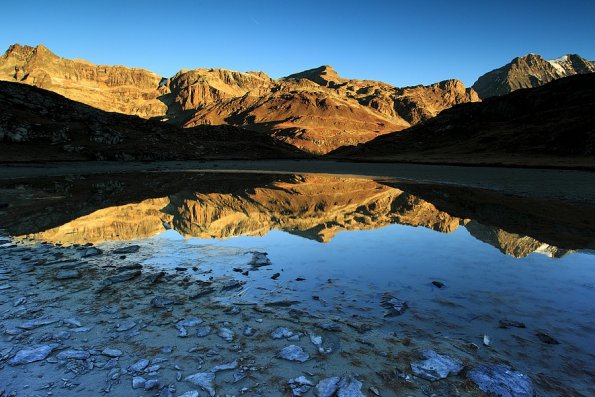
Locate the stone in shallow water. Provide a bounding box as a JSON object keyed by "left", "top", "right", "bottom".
{"left": 116, "top": 320, "right": 136, "bottom": 332}
{"left": 178, "top": 391, "right": 199, "bottom": 397}
{"left": 271, "top": 326, "right": 294, "bottom": 339}
{"left": 380, "top": 292, "right": 408, "bottom": 317}
{"left": 211, "top": 360, "right": 238, "bottom": 372}
{"left": 468, "top": 364, "right": 534, "bottom": 397}
{"left": 55, "top": 269, "right": 81, "bottom": 280}
{"left": 9, "top": 344, "right": 59, "bottom": 365}
{"left": 101, "top": 348, "right": 123, "bottom": 357}
{"left": 185, "top": 372, "right": 216, "bottom": 396}
{"left": 277, "top": 345, "right": 309, "bottom": 362}
{"left": 337, "top": 376, "right": 366, "bottom": 397}
{"left": 113, "top": 245, "right": 140, "bottom": 254}
{"left": 132, "top": 376, "right": 146, "bottom": 389}
{"left": 243, "top": 324, "right": 257, "bottom": 336}
{"left": 249, "top": 251, "right": 271, "bottom": 267}
{"left": 410, "top": 350, "right": 463, "bottom": 381}
{"left": 288, "top": 376, "right": 314, "bottom": 396}
{"left": 217, "top": 327, "right": 234, "bottom": 342}
{"left": 82, "top": 247, "right": 102, "bottom": 257}
{"left": 17, "top": 318, "right": 57, "bottom": 330}
{"left": 129, "top": 358, "right": 150, "bottom": 372}
{"left": 196, "top": 325, "right": 212, "bottom": 337}
{"left": 176, "top": 317, "right": 204, "bottom": 337}
{"left": 56, "top": 350, "right": 90, "bottom": 360}
{"left": 315, "top": 377, "right": 341, "bottom": 397}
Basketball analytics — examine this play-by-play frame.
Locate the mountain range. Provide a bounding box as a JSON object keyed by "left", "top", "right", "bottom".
{"left": 1, "top": 43, "right": 594, "bottom": 165}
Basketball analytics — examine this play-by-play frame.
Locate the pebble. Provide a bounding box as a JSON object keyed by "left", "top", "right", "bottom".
{"left": 63, "top": 318, "right": 82, "bottom": 327}
{"left": 178, "top": 391, "right": 200, "bottom": 397}
{"left": 116, "top": 320, "right": 136, "bottom": 332}
{"left": 380, "top": 292, "right": 408, "bottom": 317}
{"left": 144, "top": 379, "right": 160, "bottom": 390}
{"left": 410, "top": 350, "right": 463, "bottom": 381}
{"left": 17, "top": 318, "right": 57, "bottom": 330}
{"left": 277, "top": 345, "right": 309, "bottom": 362}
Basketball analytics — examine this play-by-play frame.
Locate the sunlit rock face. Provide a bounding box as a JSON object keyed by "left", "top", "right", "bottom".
{"left": 0, "top": 44, "right": 479, "bottom": 154}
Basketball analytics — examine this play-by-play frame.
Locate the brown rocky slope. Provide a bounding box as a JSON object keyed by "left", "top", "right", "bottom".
{"left": 331, "top": 74, "right": 595, "bottom": 168}
{"left": 0, "top": 81, "right": 307, "bottom": 161}
{"left": 472, "top": 53, "right": 595, "bottom": 99}
{"left": 0, "top": 44, "right": 479, "bottom": 154}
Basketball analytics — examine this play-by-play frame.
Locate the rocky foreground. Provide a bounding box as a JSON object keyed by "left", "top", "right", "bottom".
{"left": 0, "top": 233, "right": 552, "bottom": 397}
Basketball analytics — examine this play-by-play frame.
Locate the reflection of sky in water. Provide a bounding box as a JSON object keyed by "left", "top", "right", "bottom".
{"left": 141, "top": 224, "right": 595, "bottom": 364}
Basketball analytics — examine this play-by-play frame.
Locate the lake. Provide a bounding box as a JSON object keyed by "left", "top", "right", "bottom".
{"left": 0, "top": 169, "right": 593, "bottom": 396}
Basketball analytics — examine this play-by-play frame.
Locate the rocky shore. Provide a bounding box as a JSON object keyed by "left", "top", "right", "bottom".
{"left": 0, "top": 233, "right": 575, "bottom": 397}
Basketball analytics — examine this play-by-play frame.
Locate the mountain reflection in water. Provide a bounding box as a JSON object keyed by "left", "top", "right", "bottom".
{"left": 1, "top": 172, "right": 593, "bottom": 258}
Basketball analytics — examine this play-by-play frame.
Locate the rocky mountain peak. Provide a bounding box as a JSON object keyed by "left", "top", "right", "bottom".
{"left": 473, "top": 52, "right": 595, "bottom": 98}
{"left": 284, "top": 65, "right": 343, "bottom": 87}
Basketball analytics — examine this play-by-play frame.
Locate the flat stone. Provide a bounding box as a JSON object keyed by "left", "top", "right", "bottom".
{"left": 410, "top": 350, "right": 463, "bottom": 381}
{"left": 9, "top": 344, "right": 59, "bottom": 365}
{"left": 101, "top": 348, "right": 123, "bottom": 357}
{"left": 63, "top": 318, "right": 82, "bottom": 327}
{"left": 217, "top": 327, "right": 234, "bottom": 342}
{"left": 129, "top": 358, "right": 150, "bottom": 372}
{"left": 185, "top": 372, "right": 216, "bottom": 396}
{"left": 145, "top": 379, "right": 160, "bottom": 390}
{"left": 271, "top": 326, "right": 294, "bottom": 339}
{"left": 176, "top": 317, "right": 204, "bottom": 337}
{"left": 196, "top": 325, "right": 212, "bottom": 337}
{"left": 468, "top": 364, "right": 534, "bottom": 397}
{"left": 315, "top": 322, "right": 342, "bottom": 332}
{"left": 337, "top": 376, "right": 365, "bottom": 397}
{"left": 315, "top": 376, "right": 341, "bottom": 397}
{"left": 55, "top": 269, "right": 81, "bottom": 280}
{"left": 17, "top": 318, "right": 57, "bottom": 330}
{"left": 381, "top": 292, "right": 408, "bottom": 317}
{"left": 116, "top": 320, "right": 136, "bottom": 332}
{"left": 243, "top": 324, "right": 257, "bottom": 336}
{"left": 211, "top": 360, "right": 238, "bottom": 372}
{"left": 178, "top": 391, "right": 200, "bottom": 397}
{"left": 132, "top": 376, "right": 146, "bottom": 389}
{"left": 82, "top": 247, "right": 102, "bottom": 257}
{"left": 289, "top": 376, "right": 314, "bottom": 396}
{"left": 151, "top": 296, "right": 175, "bottom": 308}
{"left": 277, "top": 345, "right": 309, "bottom": 362}
{"left": 113, "top": 245, "right": 140, "bottom": 254}
{"left": 56, "top": 350, "right": 90, "bottom": 360}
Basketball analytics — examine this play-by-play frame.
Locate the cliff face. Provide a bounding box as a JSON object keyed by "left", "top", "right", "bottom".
{"left": 0, "top": 44, "right": 167, "bottom": 118}
{"left": 0, "top": 44, "right": 479, "bottom": 154}
{"left": 472, "top": 53, "right": 595, "bottom": 99}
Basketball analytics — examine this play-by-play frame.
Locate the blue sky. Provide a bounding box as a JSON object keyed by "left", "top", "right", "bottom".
{"left": 1, "top": 0, "right": 594, "bottom": 86}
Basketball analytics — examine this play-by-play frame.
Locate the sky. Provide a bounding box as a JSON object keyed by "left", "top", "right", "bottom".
{"left": 1, "top": 0, "right": 594, "bottom": 87}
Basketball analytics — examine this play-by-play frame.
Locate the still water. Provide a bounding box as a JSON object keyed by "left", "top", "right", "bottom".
{"left": 1, "top": 171, "right": 594, "bottom": 396}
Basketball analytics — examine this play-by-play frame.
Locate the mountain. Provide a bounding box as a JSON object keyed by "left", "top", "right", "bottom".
{"left": 472, "top": 53, "right": 595, "bottom": 98}
{"left": 0, "top": 44, "right": 479, "bottom": 154}
{"left": 331, "top": 74, "right": 595, "bottom": 168}
{"left": 0, "top": 80, "right": 307, "bottom": 161}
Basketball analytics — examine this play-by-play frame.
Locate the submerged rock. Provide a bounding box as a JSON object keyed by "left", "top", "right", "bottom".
{"left": 9, "top": 344, "right": 59, "bottom": 365}
{"left": 381, "top": 292, "right": 408, "bottom": 317}
{"left": 243, "top": 324, "right": 257, "bottom": 336}
{"left": 176, "top": 317, "right": 204, "bottom": 337}
{"left": 129, "top": 358, "right": 150, "bottom": 372}
{"left": 499, "top": 319, "right": 526, "bottom": 329}
{"left": 116, "top": 320, "right": 136, "bottom": 332}
{"left": 211, "top": 360, "right": 238, "bottom": 372}
{"left": 55, "top": 269, "right": 81, "bottom": 280}
{"left": 217, "top": 327, "right": 235, "bottom": 342}
{"left": 178, "top": 391, "right": 200, "bottom": 397}
{"left": 410, "top": 350, "right": 463, "bottom": 381}
{"left": 101, "top": 348, "right": 123, "bottom": 357}
{"left": 249, "top": 251, "right": 271, "bottom": 267}
{"left": 132, "top": 376, "right": 146, "bottom": 389}
{"left": 535, "top": 331, "right": 560, "bottom": 344}
{"left": 337, "top": 376, "right": 366, "bottom": 397}
{"left": 151, "top": 296, "right": 175, "bottom": 308}
{"left": 315, "top": 376, "right": 341, "bottom": 397}
{"left": 271, "top": 326, "right": 294, "bottom": 339}
{"left": 17, "top": 318, "right": 57, "bottom": 330}
{"left": 196, "top": 325, "right": 212, "bottom": 337}
{"left": 277, "top": 345, "right": 309, "bottom": 362}
{"left": 113, "top": 245, "right": 140, "bottom": 254}
{"left": 468, "top": 364, "right": 534, "bottom": 397}
{"left": 185, "top": 372, "right": 216, "bottom": 396}
{"left": 288, "top": 376, "right": 315, "bottom": 396}
{"left": 56, "top": 350, "right": 90, "bottom": 360}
